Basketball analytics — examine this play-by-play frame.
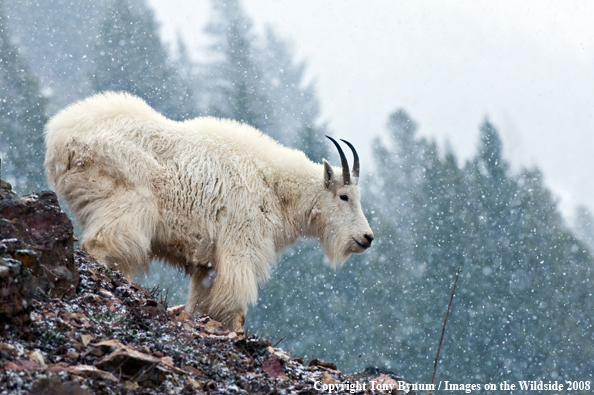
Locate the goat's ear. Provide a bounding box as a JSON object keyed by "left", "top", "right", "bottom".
{"left": 323, "top": 159, "right": 336, "bottom": 190}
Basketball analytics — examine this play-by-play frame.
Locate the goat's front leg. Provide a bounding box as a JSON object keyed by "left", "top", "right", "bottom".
{"left": 187, "top": 249, "right": 260, "bottom": 332}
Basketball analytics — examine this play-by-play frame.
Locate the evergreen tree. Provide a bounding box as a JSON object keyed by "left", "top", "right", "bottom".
{"left": 91, "top": 0, "right": 196, "bottom": 121}
{"left": 203, "top": 0, "right": 269, "bottom": 130}
{"left": 3, "top": 0, "right": 104, "bottom": 108}
{"left": 0, "top": 0, "right": 48, "bottom": 192}
{"left": 477, "top": 118, "right": 508, "bottom": 180}
{"left": 173, "top": 34, "right": 208, "bottom": 116}
{"left": 574, "top": 205, "right": 594, "bottom": 253}
{"left": 259, "top": 28, "right": 328, "bottom": 162}
{"left": 423, "top": 122, "right": 594, "bottom": 382}
{"left": 370, "top": 109, "right": 427, "bottom": 262}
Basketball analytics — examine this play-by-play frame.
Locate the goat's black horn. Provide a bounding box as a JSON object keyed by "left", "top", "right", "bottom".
{"left": 325, "top": 135, "right": 351, "bottom": 185}
{"left": 340, "top": 139, "right": 359, "bottom": 184}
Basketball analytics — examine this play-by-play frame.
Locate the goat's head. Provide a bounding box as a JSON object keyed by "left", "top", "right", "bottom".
{"left": 312, "top": 136, "right": 374, "bottom": 267}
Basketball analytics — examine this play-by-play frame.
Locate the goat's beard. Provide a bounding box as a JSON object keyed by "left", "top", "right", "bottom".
{"left": 319, "top": 231, "right": 353, "bottom": 269}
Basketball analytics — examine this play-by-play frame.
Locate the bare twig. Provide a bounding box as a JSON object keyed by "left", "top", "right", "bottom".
{"left": 428, "top": 267, "right": 462, "bottom": 395}
{"left": 160, "top": 287, "right": 169, "bottom": 308}
{"left": 148, "top": 285, "right": 161, "bottom": 299}
{"left": 272, "top": 334, "right": 288, "bottom": 348}
{"left": 479, "top": 362, "right": 503, "bottom": 395}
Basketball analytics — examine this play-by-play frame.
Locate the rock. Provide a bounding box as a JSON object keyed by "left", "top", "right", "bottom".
{"left": 8, "top": 358, "right": 44, "bottom": 371}
{"left": 321, "top": 371, "right": 338, "bottom": 385}
{"left": 25, "top": 378, "right": 90, "bottom": 395}
{"left": 69, "top": 364, "right": 119, "bottom": 382}
{"left": 371, "top": 374, "right": 400, "bottom": 394}
{"left": 0, "top": 184, "right": 78, "bottom": 305}
{"left": 97, "top": 289, "right": 115, "bottom": 299}
{"left": 93, "top": 339, "right": 125, "bottom": 354}
{"left": 201, "top": 318, "right": 229, "bottom": 335}
{"left": 167, "top": 304, "right": 185, "bottom": 316}
{"left": 13, "top": 249, "right": 38, "bottom": 268}
{"left": 0, "top": 342, "right": 17, "bottom": 359}
{"left": 27, "top": 349, "right": 46, "bottom": 367}
{"left": 184, "top": 365, "right": 202, "bottom": 377}
{"left": 61, "top": 351, "right": 80, "bottom": 361}
{"left": 79, "top": 334, "right": 93, "bottom": 347}
{"left": 0, "top": 256, "right": 33, "bottom": 325}
{"left": 0, "top": 179, "right": 11, "bottom": 191}
{"left": 141, "top": 305, "right": 167, "bottom": 319}
{"left": 308, "top": 358, "right": 338, "bottom": 372}
{"left": 160, "top": 356, "right": 174, "bottom": 366}
{"left": 95, "top": 347, "right": 161, "bottom": 382}
{"left": 352, "top": 367, "right": 417, "bottom": 395}
{"left": 123, "top": 380, "right": 140, "bottom": 390}
{"left": 186, "top": 376, "right": 203, "bottom": 391}
{"left": 261, "top": 354, "right": 286, "bottom": 378}
{"left": 266, "top": 346, "right": 292, "bottom": 362}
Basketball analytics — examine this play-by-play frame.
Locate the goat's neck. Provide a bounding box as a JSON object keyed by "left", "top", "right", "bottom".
{"left": 273, "top": 168, "right": 324, "bottom": 248}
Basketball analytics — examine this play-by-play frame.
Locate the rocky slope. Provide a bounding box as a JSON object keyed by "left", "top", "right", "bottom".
{"left": 0, "top": 181, "right": 412, "bottom": 395}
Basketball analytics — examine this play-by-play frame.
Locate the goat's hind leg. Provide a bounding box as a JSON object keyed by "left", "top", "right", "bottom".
{"left": 81, "top": 189, "right": 158, "bottom": 279}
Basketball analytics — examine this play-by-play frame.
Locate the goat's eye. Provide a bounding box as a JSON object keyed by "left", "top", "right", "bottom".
{"left": 340, "top": 194, "right": 349, "bottom": 202}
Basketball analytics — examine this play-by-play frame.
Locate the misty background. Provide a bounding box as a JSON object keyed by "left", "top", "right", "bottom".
{"left": 2, "top": 0, "right": 594, "bottom": 390}
{"left": 149, "top": 0, "right": 594, "bottom": 220}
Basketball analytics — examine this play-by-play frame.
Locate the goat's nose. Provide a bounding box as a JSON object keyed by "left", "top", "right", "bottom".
{"left": 364, "top": 233, "right": 374, "bottom": 245}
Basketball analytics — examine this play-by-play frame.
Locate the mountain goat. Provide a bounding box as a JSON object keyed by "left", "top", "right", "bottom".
{"left": 44, "top": 92, "right": 374, "bottom": 332}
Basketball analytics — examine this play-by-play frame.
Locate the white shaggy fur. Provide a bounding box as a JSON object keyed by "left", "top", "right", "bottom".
{"left": 44, "top": 92, "right": 373, "bottom": 331}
